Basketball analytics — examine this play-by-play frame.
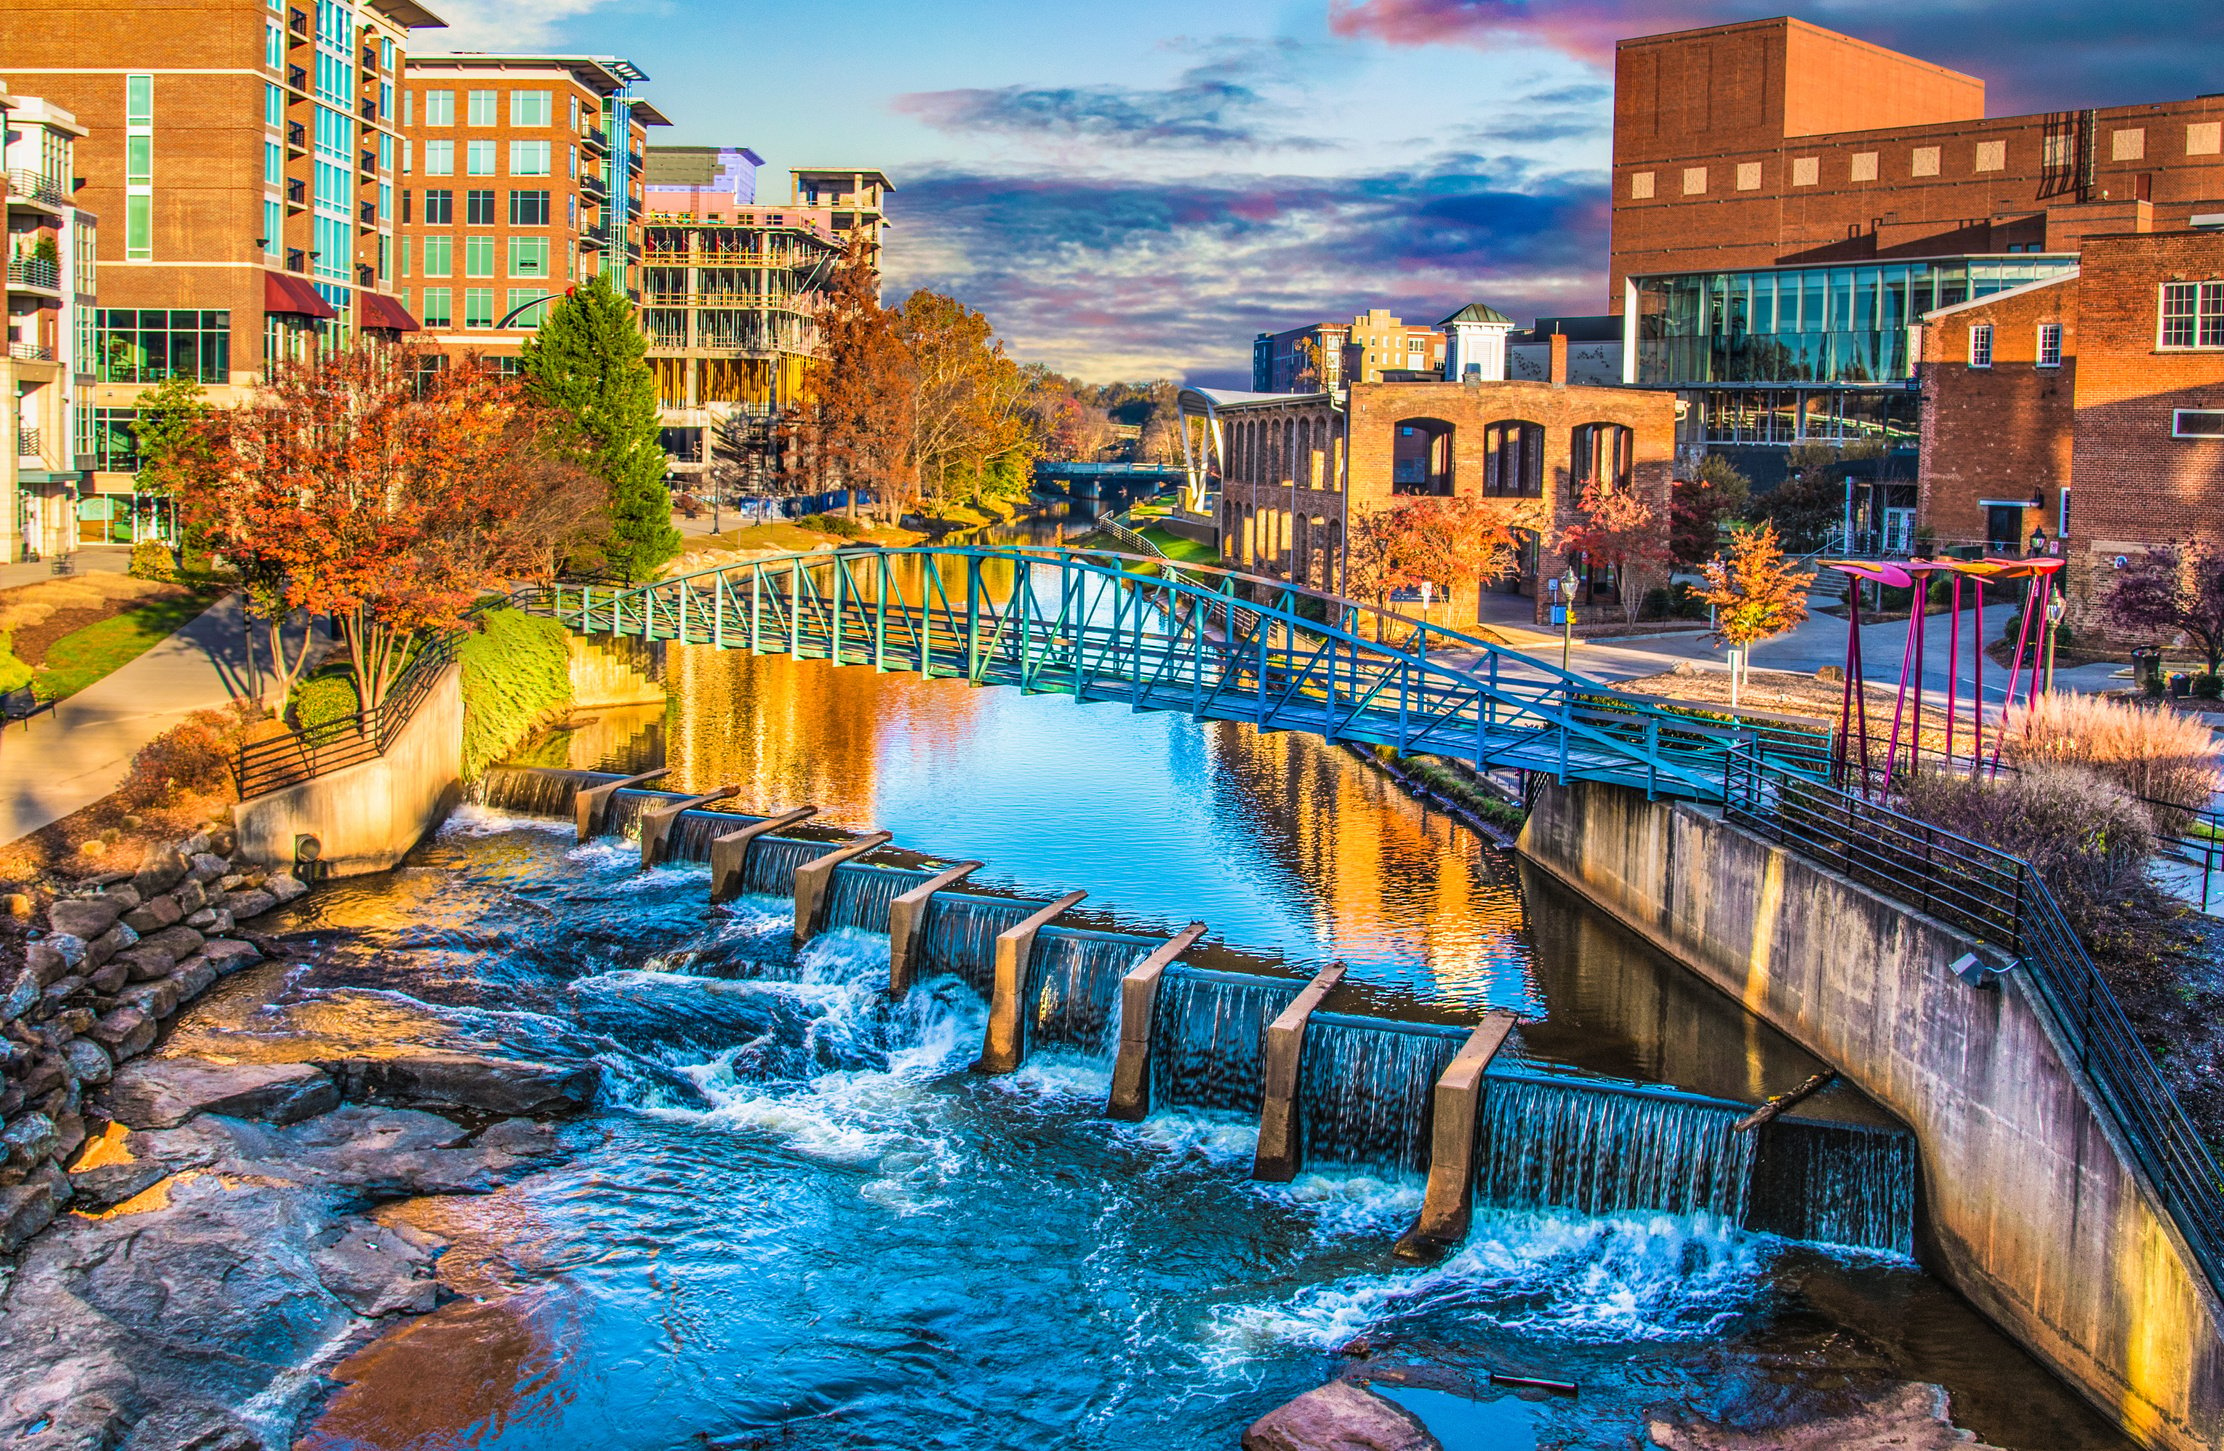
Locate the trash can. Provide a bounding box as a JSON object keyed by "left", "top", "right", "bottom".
{"left": 2132, "top": 646, "right": 2164, "bottom": 695}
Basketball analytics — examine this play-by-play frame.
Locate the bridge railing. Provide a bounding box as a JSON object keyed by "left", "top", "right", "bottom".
{"left": 1722, "top": 743, "right": 2224, "bottom": 1301}
{"left": 233, "top": 630, "right": 459, "bottom": 799}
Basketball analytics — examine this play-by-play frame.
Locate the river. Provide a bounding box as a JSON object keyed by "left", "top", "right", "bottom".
{"left": 273, "top": 507, "right": 2128, "bottom": 1450}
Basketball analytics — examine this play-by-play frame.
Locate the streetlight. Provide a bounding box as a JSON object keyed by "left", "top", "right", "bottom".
{"left": 1560, "top": 564, "right": 1580, "bottom": 671}
{"left": 2045, "top": 590, "right": 2068, "bottom": 694}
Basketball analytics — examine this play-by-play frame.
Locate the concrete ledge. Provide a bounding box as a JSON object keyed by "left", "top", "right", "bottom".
{"left": 709, "top": 807, "right": 815, "bottom": 903}
{"left": 573, "top": 769, "right": 667, "bottom": 842}
{"left": 791, "top": 832, "right": 892, "bottom": 943}
{"left": 1105, "top": 923, "right": 1208, "bottom": 1120}
{"left": 639, "top": 786, "right": 738, "bottom": 868}
{"left": 972, "top": 891, "right": 1087, "bottom": 1074}
{"left": 1251, "top": 962, "right": 1346, "bottom": 1183}
{"left": 886, "top": 861, "right": 982, "bottom": 997}
{"left": 1394, "top": 1011, "right": 1518, "bottom": 1260}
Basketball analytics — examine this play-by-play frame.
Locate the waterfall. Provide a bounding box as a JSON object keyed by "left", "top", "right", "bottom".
{"left": 472, "top": 766, "right": 609, "bottom": 818}
{"left": 740, "top": 836, "right": 838, "bottom": 898}
{"left": 824, "top": 865, "right": 932, "bottom": 935}
{"left": 1024, "top": 930, "right": 1155, "bottom": 1059}
{"left": 1747, "top": 1118, "right": 1917, "bottom": 1255}
{"left": 918, "top": 895, "right": 1039, "bottom": 996}
{"left": 1148, "top": 969, "right": 1303, "bottom": 1116}
{"left": 658, "top": 808, "right": 755, "bottom": 863}
{"left": 599, "top": 790, "right": 658, "bottom": 842}
{"left": 1478, "top": 1072, "right": 1757, "bottom": 1221}
{"left": 1298, "top": 1015, "right": 1463, "bottom": 1177}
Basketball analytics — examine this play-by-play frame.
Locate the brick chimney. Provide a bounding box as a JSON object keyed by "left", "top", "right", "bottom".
{"left": 1549, "top": 332, "right": 1569, "bottom": 387}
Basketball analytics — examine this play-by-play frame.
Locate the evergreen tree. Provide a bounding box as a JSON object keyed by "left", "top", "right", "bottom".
{"left": 520, "top": 274, "right": 679, "bottom": 580}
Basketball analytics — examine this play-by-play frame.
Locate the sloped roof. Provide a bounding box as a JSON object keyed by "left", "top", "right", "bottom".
{"left": 1438, "top": 303, "right": 1515, "bottom": 328}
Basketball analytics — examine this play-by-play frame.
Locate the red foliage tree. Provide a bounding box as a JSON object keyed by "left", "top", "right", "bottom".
{"left": 2102, "top": 534, "right": 2224, "bottom": 676}
{"left": 781, "top": 237, "right": 916, "bottom": 520}
{"left": 1347, "top": 496, "right": 1529, "bottom": 635}
{"left": 1562, "top": 479, "right": 1674, "bottom": 624}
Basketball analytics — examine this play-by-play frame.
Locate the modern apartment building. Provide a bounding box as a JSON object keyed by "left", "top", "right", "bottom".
{"left": 396, "top": 54, "right": 667, "bottom": 363}
{"left": 789, "top": 168, "right": 891, "bottom": 268}
{"left": 1610, "top": 16, "right": 2224, "bottom": 482}
{"left": 1, "top": 84, "right": 97, "bottom": 559}
{"left": 644, "top": 145, "right": 763, "bottom": 216}
{"left": 1252, "top": 310, "right": 1447, "bottom": 393}
{"left": 0, "top": 0, "right": 439, "bottom": 530}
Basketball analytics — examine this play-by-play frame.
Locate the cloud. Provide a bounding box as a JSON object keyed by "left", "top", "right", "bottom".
{"left": 1327, "top": 1, "right": 2224, "bottom": 112}
{"left": 883, "top": 157, "right": 1608, "bottom": 383}
{"left": 413, "top": 0, "right": 624, "bottom": 51}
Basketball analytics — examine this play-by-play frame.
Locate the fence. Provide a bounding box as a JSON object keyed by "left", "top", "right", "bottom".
{"left": 232, "top": 632, "right": 458, "bottom": 799}
{"left": 1722, "top": 743, "right": 2224, "bottom": 1300}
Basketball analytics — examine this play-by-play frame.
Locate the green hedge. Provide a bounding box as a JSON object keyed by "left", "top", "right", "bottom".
{"left": 458, "top": 606, "right": 573, "bottom": 780}
{"left": 290, "top": 669, "right": 360, "bottom": 732}
{"left": 0, "top": 632, "right": 30, "bottom": 695}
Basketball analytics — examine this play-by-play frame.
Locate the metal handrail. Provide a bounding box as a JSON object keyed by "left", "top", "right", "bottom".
{"left": 233, "top": 631, "right": 460, "bottom": 798}
{"left": 6, "top": 169, "right": 64, "bottom": 206}
{"left": 1723, "top": 742, "right": 2224, "bottom": 1299}
{"left": 6, "top": 256, "right": 60, "bottom": 291}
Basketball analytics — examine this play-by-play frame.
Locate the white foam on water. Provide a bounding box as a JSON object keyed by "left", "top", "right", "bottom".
{"left": 1006, "top": 1053, "right": 1114, "bottom": 1103}
{"left": 1113, "top": 1108, "right": 1261, "bottom": 1167}
{"left": 1258, "top": 1171, "right": 1424, "bottom": 1238}
{"left": 443, "top": 804, "right": 576, "bottom": 837}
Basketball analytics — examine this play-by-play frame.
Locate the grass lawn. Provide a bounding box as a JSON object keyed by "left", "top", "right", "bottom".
{"left": 34, "top": 593, "right": 218, "bottom": 702}
{"left": 1138, "top": 525, "right": 1220, "bottom": 565}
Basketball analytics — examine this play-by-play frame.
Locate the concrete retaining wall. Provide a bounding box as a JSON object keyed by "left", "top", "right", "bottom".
{"left": 232, "top": 666, "right": 464, "bottom": 878}
{"left": 1518, "top": 780, "right": 2224, "bottom": 1450}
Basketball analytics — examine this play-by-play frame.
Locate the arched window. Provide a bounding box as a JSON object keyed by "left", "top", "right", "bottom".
{"left": 1572, "top": 423, "right": 1634, "bottom": 493}
{"left": 1392, "top": 418, "right": 1454, "bottom": 496}
{"left": 1483, "top": 420, "right": 1544, "bottom": 497}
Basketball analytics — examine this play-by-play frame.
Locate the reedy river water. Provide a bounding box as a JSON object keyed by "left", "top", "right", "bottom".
{"left": 269, "top": 510, "right": 2127, "bottom": 1451}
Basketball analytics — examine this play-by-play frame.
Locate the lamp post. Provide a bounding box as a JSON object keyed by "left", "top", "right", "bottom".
{"left": 2045, "top": 590, "right": 2068, "bottom": 694}
{"left": 1560, "top": 564, "right": 1580, "bottom": 672}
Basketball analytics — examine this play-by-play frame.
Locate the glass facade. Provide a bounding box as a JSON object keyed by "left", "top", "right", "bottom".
{"left": 1634, "top": 256, "right": 2078, "bottom": 387}
{"left": 95, "top": 309, "right": 230, "bottom": 383}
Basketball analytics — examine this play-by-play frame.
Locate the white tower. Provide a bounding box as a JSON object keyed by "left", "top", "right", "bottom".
{"left": 1438, "top": 304, "right": 1517, "bottom": 383}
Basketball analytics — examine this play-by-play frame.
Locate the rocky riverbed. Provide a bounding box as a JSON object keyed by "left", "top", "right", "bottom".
{"left": 0, "top": 830, "right": 602, "bottom": 1450}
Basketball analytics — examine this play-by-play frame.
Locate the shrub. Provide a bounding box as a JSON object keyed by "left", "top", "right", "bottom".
{"left": 127, "top": 540, "right": 178, "bottom": 583}
{"left": 2197, "top": 674, "right": 2223, "bottom": 701}
{"left": 1999, "top": 691, "right": 2219, "bottom": 816}
{"left": 0, "top": 632, "right": 29, "bottom": 695}
{"left": 118, "top": 704, "right": 259, "bottom": 810}
{"left": 458, "top": 606, "right": 573, "bottom": 780}
{"left": 799, "top": 511, "right": 866, "bottom": 541}
{"left": 289, "top": 670, "right": 361, "bottom": 733}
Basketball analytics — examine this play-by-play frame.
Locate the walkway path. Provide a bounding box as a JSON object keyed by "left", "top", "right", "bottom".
{"left": 0, "top": 591, "right": 262, "bottom": 844}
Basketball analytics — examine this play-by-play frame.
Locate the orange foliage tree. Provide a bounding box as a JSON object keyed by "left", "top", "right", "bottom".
{"left": 182, "top": 343, "right": 599, "bottom": 710}
{"left": 1347, "top": 496, "right": 1530, "bottom": 636}
{"left": 780, "top": 238, "right": 917, "bottom": 520}
{"left": 1561, "top": 479, "right": 1674, "bottom": 624}
{"left": 1695, "top": 522, "right": 1815, "bottom": 704}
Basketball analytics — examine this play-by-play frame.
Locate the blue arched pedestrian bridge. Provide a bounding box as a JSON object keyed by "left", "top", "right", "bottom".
{"left": 522, "top": 547, "right": 1829, "bottom": 801}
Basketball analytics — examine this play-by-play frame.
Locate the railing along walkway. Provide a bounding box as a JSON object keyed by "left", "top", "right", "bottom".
{"left": 233, "top": 632, "right": 458, "bottom": 798}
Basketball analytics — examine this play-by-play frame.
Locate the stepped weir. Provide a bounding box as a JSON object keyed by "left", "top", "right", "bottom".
{"left": 474, "top": 766, "right": 1918, "bottom": 1257}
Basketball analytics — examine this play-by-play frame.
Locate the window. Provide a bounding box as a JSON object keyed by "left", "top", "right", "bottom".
{"left": 423, "top": 89, "right": 454, "bottom": 126}
{"left": 1792, "top": 156, "right": 1818, "bottom": 186}
{"left": 126, "top": 135, "right": 153, "bottom": 185}
{"left": 424, "top": 139, "right": 454, "bottom": 176}
{"left": 2112, "top": 128, "right": 2146, "bottom": 161}
{"left": 1390, "top": 419, "right": 1454, "bottom": 496}
{"left": 378, "top": 181, "right": 391, "bottom": 220}
{"left": 422, "top": 188, "right": 453, "bottom": 224}
{"left": 1572, "top": 423, "right": 1634, "bottom": 492}
{"left": 1483, "top": 421, "right": 1544, "bottom": 497}
{"left": 2160, "top": 282, "right": 2224, "bottom": 349}
{"left": 263, "top": 198, "right": 281, "bottom": 256}
{"left": 1975, "top": 140, "right": 2006, "bottom": 172}
{"left": 2192, "top": 122, "right": 2223, "bottom": 158}
{"left": 506, "top": 288, "right": 552, "bottom": 327}
{"left": 1629, "top": 170, "right": 1654, "bottom": 199}
{"left": 509, "top": 189, "right": 550, "bottom": 226}
{"left": 267, "top": 82, "right": 283, "bottom": 126}
{"left": 464, "top": 236, "right": 494, "bottom": 277}
{"left": 1681, "top": 166, "right": 1706, "bottom": 195}
{"left": 511, "top": 90, "right": 552, "bottom": 127}
{"left": 420, "top": 287, "right": 452, "bottom": 327}
{"left": 509, "top": 140, "right": 550, "bottom": 176}
{"left": 1968, "top": 323, "right": 1993, "bottom": 368}
{"left": 467, "top": 89, "right": 497, "bottom": 127}
{"left": 2173, "top": 409, "right": 2224, "bottom": 439}
{"left": 403, "top": 87, "right": 414, "bottom": 127}
{"left": 125, "top": 195, "right": 152, "bottom": 260}
{"left": 1911, "top": 146, "right": 1941, "bottom": 177}
{"left": 126, "top": 74, "right": 153, "bottom": 125}
{"left": 421, "top": 236, "right": 452, "bottom": 276}
{"left": 79, "top": 408, "right": 142, "bottom": 471}
{"left": 1736, "top": 162, "right": 1761, "bottom": 191}
{"left": 465, "top": 188, "right": 495, "bottom": 225}
{"left": 1850, "top": 152, "right": 1878, "bottom": 182}
{"left": 264, "top": 140, "right": 281, "bottom": 185}
{"left": 509, "top": 237, "right": 548, "bottom": 277}
{"left": 398, "top": 236, "right": 410, "bottom": 277}
{"left": 466, "top": 140, "right": 496, "bottom": 176}
{"left": 2037, "top": 323, "right": 2063, "bottom": 368}
{"left": 464, "top": 287, "right": 494, "bottom": 328}
{"left": 94, "top": 309, "right": 230, "bottom": 383}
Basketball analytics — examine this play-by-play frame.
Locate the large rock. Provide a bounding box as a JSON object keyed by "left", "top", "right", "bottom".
{"left": 122, "top": 894, "right": 185, "bottom": 934}
{"left": 327, "top": 1050, "right": 600, "bottom": 1117}
{"left": 47, "top": 897, "right": 123, "bottom": 940}
{"left": 130, "top": 845, "right": 191, "bottom": 897}
{"left": 135, "top": 925, "right": 205, "bottom": 962}
{"left": 3, "top": 1111, "right": 61, "bottom": 1169}
{"left": 116, "top": 946, "right": 177, "bottom": 983}
{"left": 61, "top": 1038, "right": 114, "bottom": 1088}
{"left": 26, "top": 943, "right": 71, "bottom": 988}
{"left": 104, "top": 1059, "right": 340, "bottom": 1131}
{"left": 0, "top": 1177, "right": 62, "bottom": 1252}
{"left": 1244, "top": 1381, "right": 1442, "bottom": 1451}
{"left": 1648, "top": 1384, "right": 2005, "bottom": 1450}
{"left": 199, "top": 939, "right": 264, "bottom": 976}
{"left": 187, "top": 853, "right": 230, "bottom": 884}
{"left": 84, "top": 922, "right": 138, "bottom": 969}
{"left": 224, "top": 889, "right": 278, "bottom": 922}
{"left": 1, "top": 970, "right": 37, "bottom": 1020}
{"left": 90, "top": 1007, "right": 157, "bottom": 1062}
{"left": 117, "top": 979, "right": 179, "bottom": 1021}
{"left": 264, "top": 872, "right": 309, "bottom": 905}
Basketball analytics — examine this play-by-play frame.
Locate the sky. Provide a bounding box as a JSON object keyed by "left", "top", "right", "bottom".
{"left": 418, "top": 1, "right": 2224, "bottom": 387}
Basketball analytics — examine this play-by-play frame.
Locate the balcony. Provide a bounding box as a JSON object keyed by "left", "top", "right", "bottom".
{"left": 286, "top": 177, "right": 307, "bottom": 208}
{"left": 287, "top": 248, "right": 307, "bottom": 274}
{"left": 361, "top": 45, "right": 379, "bottom": 71}
{"left": 16, "top": 425, "right": 40, "bottom": 460}
{"left": 360, "top": 98, "right": 377, "bottom": 123}
{"left": 289, "top": 8, "right": 308, "bottom": 40}
{"left": 357, "top": 263, "right": 375, "bottom": 287}
{"left": 580, "top": 173, "right": 608, "bottom": 201}
{"left": 287, "top": 120, "right": 307, "bottom": 152}
{"left": 5, "top": 170, "right": 65, "bottom": 210}
{"left": 359, "top": 201, "right": 377, "bottom": 227}
{"left": 8, "top": 342, "right": 54, "bottom": 363}
{"left": 6, "top": 256, "right": 60, "bottom": 294}
{"left": 581, "top": 127, "right": 609, "bottom": 157}
{"left": 360, "top": 151, "right": 378, "bottom": 176}
{"left": 288, "top": 64, "right": 308, "bottom": 93}
{"left": 580, "top": 226, "right": 609, "bottom": 253}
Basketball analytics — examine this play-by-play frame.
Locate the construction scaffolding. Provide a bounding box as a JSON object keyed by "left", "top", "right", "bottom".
{"left": 641, "top": 216, "right": 843, "bottom": 418}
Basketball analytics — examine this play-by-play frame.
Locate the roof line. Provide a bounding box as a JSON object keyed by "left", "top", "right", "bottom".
{"left": 1921, "top": 267, "right": 2080, "bottom": 320}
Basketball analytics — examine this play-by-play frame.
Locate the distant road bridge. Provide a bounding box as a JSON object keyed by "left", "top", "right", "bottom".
{"left": 525, "top": 547, "right": 1827, "bottom": 801}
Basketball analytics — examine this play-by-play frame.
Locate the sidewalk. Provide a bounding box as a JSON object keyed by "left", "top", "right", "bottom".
{"left": 0, "top": 590, "right": 261, "bottom": 845}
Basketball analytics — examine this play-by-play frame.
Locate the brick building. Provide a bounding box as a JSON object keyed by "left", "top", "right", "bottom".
{"left": 0, "top": 0, "right": 440, "bottom": 524}
{"left": 396, "top": 54, "right": 666, "bottom": 364}
{"left": 1611, "top": 16, "right": 2224, "bottom": 487}
{"left": 1918, "top": 227, "right": 2224, "bottom": 622}
{"left": 1203, "top": 329, "right": 1675, "bottom": 624}
{"left": 1252, "top": 310, "right": 1447, "bottom": 393}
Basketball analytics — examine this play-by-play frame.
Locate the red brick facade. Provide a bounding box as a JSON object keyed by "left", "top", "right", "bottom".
{"left": 1917, "top": 276, "right": 2077, "bottom": 546}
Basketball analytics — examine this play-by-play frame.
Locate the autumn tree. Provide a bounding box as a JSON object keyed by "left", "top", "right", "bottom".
{"left": 1695, "top": 522, "right": 1815, "bottom": 704}
{"left": 897, "top": 290, "right": 1044, "bottom": 508}
{"left": 182, "top": 343, "right": 599, "bottom": 711}
{"left": 1561, "top": 479, "right": 1674, "bottom": 624}
{"left": 781, "top": 237, "right": 916, "bottom": 520}
{"left": 520, "top": 274, "right": 679, "bottom": 580}
{"left": 130, "top": 375, "right": 213, "bottom": 501}
{"left": 2102, "top": 535, "right": 2224, "bottom": 675}
{"left": 1347, "top": 497, "right": 1530, "bottom": 637}
{"left": 1671, "top": 454, "right": 1750, "bottom": 566}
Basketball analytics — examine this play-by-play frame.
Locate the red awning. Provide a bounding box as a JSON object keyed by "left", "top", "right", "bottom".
{"left": 263, "top": 270, "right": 338, "bottom": 320}
{"left": 358, "top": 290, "right": 421, "bottom": 333}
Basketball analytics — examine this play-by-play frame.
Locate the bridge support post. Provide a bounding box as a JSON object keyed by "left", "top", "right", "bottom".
{"left": 887, "top": 860, "right": 983, "bottom": 998}
{"left": 792, "top": 831, "right": 894, "bottom": 943}
{"left": 1394, "top": 1011, "right": 1519, "bottom": 1261}
{"left": 1250, "top": 962, "right": 1348, "bottom": 1183}
{"left": 972, "top": 890, "right": 1088, "bottom": 1074}
{"left": 708, "top": 806, "right": 816, "bottom": 903}
{"left": 1105, "top": 923, "right": 1209, "bottom": 1120}
{"left": 639, "top": 785, "right": 740, "bottom": 868}
{"left": 573, "top": 769, "right": 670, "bottom": 843}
